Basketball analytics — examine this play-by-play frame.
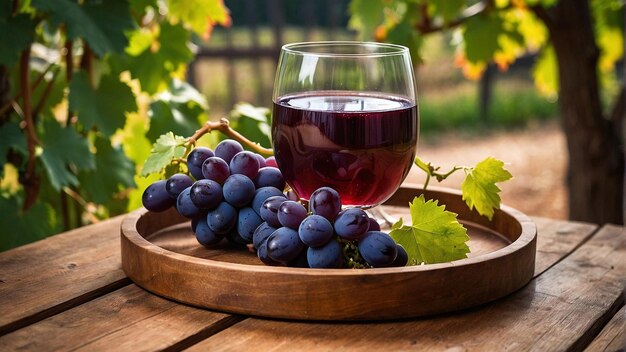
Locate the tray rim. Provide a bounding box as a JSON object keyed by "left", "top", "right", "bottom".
{"left": 121, "top": 184, "right": 537, "bottom": 320}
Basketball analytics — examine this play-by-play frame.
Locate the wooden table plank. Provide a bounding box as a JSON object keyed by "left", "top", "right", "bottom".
{"left": 585, "top": 305, "right": 626, "bottom": 351}
{"left": 532, "top": 217, "right": 597, "bottom": 275}
{"left": 0, "top": 215, "right": 600, "bottom": 349}
{"left": 187, "top": 224, "right": 625, "bottom": 351}
{"left": 0, "top": 216, "right": 128, "bottom": 335}
{"left": 0, "top": 285, "right": 243, "bottom": 352}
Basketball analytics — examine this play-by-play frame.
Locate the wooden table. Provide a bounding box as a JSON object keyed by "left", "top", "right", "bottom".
{"left": 0, "top": 215, "right": 624, "bottom": 351}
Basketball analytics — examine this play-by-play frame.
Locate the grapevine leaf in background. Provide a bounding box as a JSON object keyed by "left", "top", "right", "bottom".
{"left": 147, "top": 80, "right": 206, "bottom": 141}
{"left": 32, "top": 0, "right": 135, "bottom": 57}
{"left": 532, "top": 45, "right": 558, "bottom": 98}
{"left": 78, "top": 137, "right": 136, "bottom": 205}
{"left": 0, "top": 197, "right": 57, "bottom": 251}
{"left": 0, "top": 122, "right": 27, "bottom": 168}
{"left": 0, "top": 11, "right": 37, "bottom": 66}
{"left": 389, "top": 194, "right": 470, "bottom": 265}
{"left": 462, "top": 13, "right": 504, "bottom": 63}
{"left": 141, "top": 132, "right": 187, "bottom": 176}
{"left": 130, "top": 0, "right": 157, "bottom": 19}
{"left": 228, "top": 103, "right": 272, "bottom": 148}
{"left": 125, "top": 22, "right": 193, "bottom": 94}
{"left": 69, "top": 72, "right": 138, "bottom": 136}
{"left": 385, "top": 4, "right": 423, "bottom": 63}
{"left": 40, "top": 119, "right": 96, "bottom": 190}
{"left": 430, "top": 0, "right": 465, "bottom": 23}
{"left": 348, "top": 0, "right": 386, "bottom": 41}
{"left": 167, "top": 0, "right": 231, "bottom": 39}
{"left": 461, "top": 157, "right": 513, "bottom": 221}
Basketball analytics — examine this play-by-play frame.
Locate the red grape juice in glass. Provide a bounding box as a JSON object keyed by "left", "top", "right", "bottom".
{"left": 272, "top": 92, "right": 418, "bottom": 207}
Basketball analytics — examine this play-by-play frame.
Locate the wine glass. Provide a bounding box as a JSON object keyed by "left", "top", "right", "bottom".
{"left": 271, "top": 41, "right": 419, "bottom": 209}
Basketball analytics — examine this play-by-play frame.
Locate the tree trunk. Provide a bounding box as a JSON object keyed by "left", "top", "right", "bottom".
{"left": 536, "top": 1, "right": 624, "bottom": 224}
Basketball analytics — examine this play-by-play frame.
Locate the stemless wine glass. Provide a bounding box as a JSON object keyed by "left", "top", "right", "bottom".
{"left": 272, "top": 41, "right": 419, "bottom": 208}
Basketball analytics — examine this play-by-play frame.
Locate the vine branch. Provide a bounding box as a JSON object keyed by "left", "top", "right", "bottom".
{"left": 33, "top": 66, "right": 60, "bottom": 118}
{"left": 415, "top": 0, "right": 496, "bottom": 35}
{"left": 0, "top": 63, "right": 55, "bottom": 117}
{"left": 187, "top": 118, "right": 274, "bottom": 156}
{"left": 20, "top": 48, "right": 40, "bottom": 211}
{"left": 415, "top": 157, "right": 465, "bottom": 190}
{"left": 63, "top": 187, "right": 100, "bottom": 224}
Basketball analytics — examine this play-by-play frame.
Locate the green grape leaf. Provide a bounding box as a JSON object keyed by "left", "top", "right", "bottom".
{"left": 130, "top": 0, "right": 157, "bottom": 19}
{"left": 69, "top": 71, "right": 137, "bottom": 136}
{"left": 168, "top": 0, "right": 231, "bottom": 38}
{"left": 0, "top": 122, "right": 27, "bottom": 166}
{"left": 32, "top": 0, "right": 135, "bottom": 57}
{"left": 385, "top": 7, "right": 424, "bottom": 64}
{"left": 348, "top": 0, "right": 386, "bottom": 40}
{"left": 532, "top": 45, "right": 559, "bottom": 98}
{"left": 0, "top": 13, "right": 37, "bottom": 66}
{"left": 389, "top": 194, "right": 470, "bottom": 265}
{"left": 39, "top": 119, "right": 95, "bottom": 190}
{"left": 462, "top": 13, "right": 504, "bottom": 63}
{"left": 126, "top": 28, "right": 155, "bottom": 56}
{"left": 516, "top": 9, "right": 548, "bottom": 50}
{"left": 525, "top": 0, "right": 558, "bottom": 7}
{"left": 229, "top": 103, "right": 271, "bottom": 148}
{"left": 126, "top": 22, "right": 193, "bottom": 94}
{"left": 120, "top": 112, "right": 151, "bottom": 165}
{"left": 31, "top": 64, "right": 65, "bottom": 115}
{"left": 78, "top": 136, "right": 136, "bottom": 205}
{"left": 430, "top": 0, "right": 465, "bottom": 23}
{"left": 141, "top": 132, "right": 187, "bottom": 176}
{"left": 461, "top": 157, "right": 512, "bottom": 220}
{"left": 0, "top": 196, "right": 57, "bottom": 251}
{"left": 597, "top": 26, "right": 623, "bottom": 72}
{"left": 147, "top": 79, "right": 205, "bottom": 141}
{"left": 147, "top": 101, "right": 202, "bottom": 142}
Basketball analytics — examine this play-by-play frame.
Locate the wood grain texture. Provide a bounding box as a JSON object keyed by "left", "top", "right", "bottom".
{"left": 186, "top": 225, "right": 626, "bottom": 351}
{"left": 0, "top": 285, "right": 243, "bottom": 352}
{"left": 121, "top": 186, "right": 537, "bottom": 320}
{"left": 0, "top": 216, "right": 128, "bottom": 335}
{"left": 586, "top": 305, "right": 626, "bottom": 351}
{"left": 531, "top": 217, "right": 598, "bottom": 275}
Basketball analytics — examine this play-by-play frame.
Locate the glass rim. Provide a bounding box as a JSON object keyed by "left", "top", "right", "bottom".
{"left": 280, "top": 41, "right": 410, "bottom": 58}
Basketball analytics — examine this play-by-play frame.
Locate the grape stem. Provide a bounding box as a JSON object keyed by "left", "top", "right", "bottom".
{"left": 415, "top": 157, "right": 465, "bottom": 190}
{"left": 187, "top": 118, "right": 274, "bottom": 156}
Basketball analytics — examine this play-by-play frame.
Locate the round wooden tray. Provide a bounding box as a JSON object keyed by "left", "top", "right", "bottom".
{"left": 121, "top": 184, "right": 536, "bottom": 321}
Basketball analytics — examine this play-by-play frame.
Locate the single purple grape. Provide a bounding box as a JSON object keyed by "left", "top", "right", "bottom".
{"left": 230, "top": 151, "right": 260, "bottom": 179}
{"left": 214, "top": 139, "right": 244, "bottom": 164}
{"left": 277, "top": 201, "right": 308, "bottom": 230}
{"left": 142, "top": 180, "right": 175, "bottom": 212}
{"left": 255, "top": 153, "right": 267, "bottom": 168}
{"left": 165, "top": 173, "right": 194, "bottom": 199}
{"left": 202, "top": 156, "right": 230, "bottom": 184}
{"left": 309, "top": 187, "right": 342, "bottom": 222}
{"left": 187, "top": 147, "right": 214, "bottom": 180}
{"left": 255, "top": 167, "right": 286, "bottom": 190}
{"left": 265, "top": 156, "right": 278, "bottom": 168}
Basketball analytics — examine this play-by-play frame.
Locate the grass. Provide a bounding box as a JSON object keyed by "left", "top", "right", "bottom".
{"left": 419, "top": 79, "right": 558, "bottom": 134}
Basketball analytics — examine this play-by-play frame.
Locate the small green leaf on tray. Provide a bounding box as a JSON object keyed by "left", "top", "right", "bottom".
{"left": 461, "top": 157, "right": 513, "bottom": 220}
{"left": 141, "top": 132, "right": 187, "bottom": 176}
{"left": 390, "top": 194, "right": 470, "bottom": 265}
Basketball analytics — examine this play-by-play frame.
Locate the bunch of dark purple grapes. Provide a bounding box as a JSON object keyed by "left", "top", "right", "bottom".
{"left": 141, "top": 139, "right": 287, "bottom": 247}
{"left": 253, "top": 187, "right": 408, "bottom": 268}
{"left": 142, "top": 138, "right": 408, "bottom": 269}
